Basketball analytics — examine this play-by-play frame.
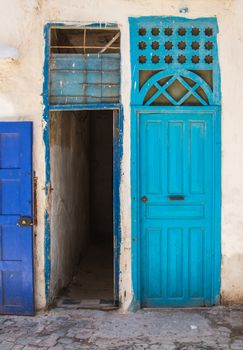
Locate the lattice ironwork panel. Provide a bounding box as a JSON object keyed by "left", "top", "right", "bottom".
{"left": 129, "top": 17, "right": 220, "bottom": 106}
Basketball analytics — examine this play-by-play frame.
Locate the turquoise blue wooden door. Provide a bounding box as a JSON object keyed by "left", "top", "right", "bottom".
{"left": 129, "top": 17, "right": 221, "bottom": 308}
{"left": 138, "top": 108, "right": 220, "bottom": 307}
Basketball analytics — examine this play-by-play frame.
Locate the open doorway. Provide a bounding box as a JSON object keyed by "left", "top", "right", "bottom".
{"left": 49, "top": 109, "right": 116, "bottom": 307}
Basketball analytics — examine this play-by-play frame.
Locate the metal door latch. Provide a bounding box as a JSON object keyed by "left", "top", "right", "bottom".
{"left": 18, "top": 217, "right": 33, "bottom": 227}
{"left": 168, "top": 195, "right": 185, "bottom": 200}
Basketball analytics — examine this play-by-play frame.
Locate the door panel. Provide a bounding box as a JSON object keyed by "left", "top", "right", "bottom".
{"left": 168, "top": 121, "right": 184, "bottom": 194}
{"left": 0, "top": 122, "right": 34, "bottom": 315}
{"left": 139, "top": 111, "right": 215, "bottom": 307}
{"left": 189, "top": 122, "right": 205, "bottom": 194}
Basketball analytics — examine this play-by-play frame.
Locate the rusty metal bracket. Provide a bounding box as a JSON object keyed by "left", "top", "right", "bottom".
{"left": 33, "top": 176, "right": 38, "bottom": 226}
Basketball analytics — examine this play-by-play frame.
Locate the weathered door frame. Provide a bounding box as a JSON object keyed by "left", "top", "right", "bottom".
{"left": 131, "top": 105, "right": 221, "bottom": 308}
{"left": 43, "top": 23, "right": 123, "bottom": 305}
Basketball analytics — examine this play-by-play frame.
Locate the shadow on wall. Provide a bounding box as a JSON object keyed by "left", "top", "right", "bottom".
{"left": 89, "top": 110, "right": 113, "bottom": 242}
{"left": 48, "top": 109, "right": 114, "bottom": 302}
{"left": 49, "top": 110, "right": 90, "bottom": 301}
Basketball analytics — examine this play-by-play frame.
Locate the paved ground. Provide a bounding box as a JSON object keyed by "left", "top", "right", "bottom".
{"left": 0, "top": 305, "right": 243, "bottom": 350}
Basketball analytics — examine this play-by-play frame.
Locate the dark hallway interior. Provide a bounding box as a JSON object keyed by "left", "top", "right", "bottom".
{"left": 67, "top": 109, "right": 114, "bottom": 304}
{"left": 50, "top": 109, "right": 114, "bottom": 307}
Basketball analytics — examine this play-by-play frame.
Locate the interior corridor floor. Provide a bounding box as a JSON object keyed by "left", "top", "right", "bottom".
{"left": 58, "top": 241, "right": 114, "bottom": 309}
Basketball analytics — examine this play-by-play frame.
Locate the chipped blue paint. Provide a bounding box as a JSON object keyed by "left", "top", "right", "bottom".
{"left": 49, "top": 103, "right": 120, "bottom": 111}
{"left": 43, "top": 24, "right": 51, "bottom": 302}
{"left": 44, "top": 210, "right": 51, "bottom": 299}
{"left": 43, "top": 22, "right": 122, "bottom": 304}
{"left": 47, "top": 22, "right": 118, "bottom": 29}
{"left": 113, "top": 106, "right": 123, "bottom": 304}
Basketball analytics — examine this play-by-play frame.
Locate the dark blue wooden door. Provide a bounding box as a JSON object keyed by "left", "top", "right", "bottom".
{"left": 139, "top": 110, "right": 217, "bottom": 307}
{"left": 0, "top": 122, "right": 34, "bottom": 315}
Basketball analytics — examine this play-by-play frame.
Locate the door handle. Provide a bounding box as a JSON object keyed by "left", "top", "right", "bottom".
{"left": 141, "top": 196, "right": 148, "bottom": 203}
{"left": 168, "top": 195, "right": 185, "bottom": 200}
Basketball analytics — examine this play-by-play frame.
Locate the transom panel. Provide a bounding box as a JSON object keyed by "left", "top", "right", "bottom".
{"left": 129, "top": 17, "right": 220, "bottom": 106}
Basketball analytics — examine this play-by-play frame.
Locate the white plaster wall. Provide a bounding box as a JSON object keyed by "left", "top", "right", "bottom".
{"left": 0, "top": 0, "right": 243, "bottom": 309}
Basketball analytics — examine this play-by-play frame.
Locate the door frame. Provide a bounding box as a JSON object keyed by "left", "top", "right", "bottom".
{"left": 131, "top": 105, "right": 221, "bottom": 308}
{"left": 44, "top": 106, "right": 123, "bottom": 305}
{"left": 43, "top": 22, "right": 123, "bottom": 305}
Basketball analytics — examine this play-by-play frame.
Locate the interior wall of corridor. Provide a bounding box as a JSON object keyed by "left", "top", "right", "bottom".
{"left": 49, "top": 109, "right": 113, "bottom": 303}
{"left": 49, "top": 111, "right": 90, "bottom": 302}
{"left": 0, "top": 0, "right": 242, "bottom": 309}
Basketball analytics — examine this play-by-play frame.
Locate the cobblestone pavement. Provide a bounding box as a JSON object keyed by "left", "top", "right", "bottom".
{"left": 0, "top": 305, "right": 243, "bottom": 350}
